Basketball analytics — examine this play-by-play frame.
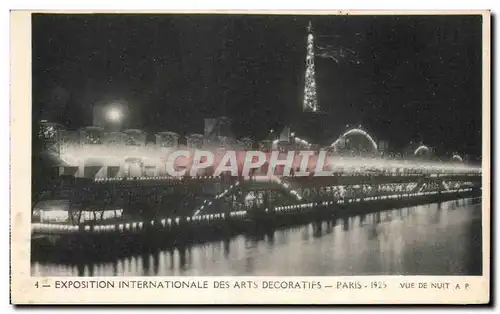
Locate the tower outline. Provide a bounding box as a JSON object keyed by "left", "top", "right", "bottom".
{"left": 303, "top": 21, "right": 318, "bottom": 112}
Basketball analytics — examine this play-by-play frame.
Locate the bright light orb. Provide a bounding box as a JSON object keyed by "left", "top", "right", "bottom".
{"left": 106, "top": 107, "right": 123, "bottom": 122}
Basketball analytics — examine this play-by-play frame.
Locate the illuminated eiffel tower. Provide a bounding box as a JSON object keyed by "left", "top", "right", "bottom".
{"left": 287, "top": 20, "right": 332, "bottom": 147}
{"left": 303, "top": 21, "right": 319, "bottom": 112}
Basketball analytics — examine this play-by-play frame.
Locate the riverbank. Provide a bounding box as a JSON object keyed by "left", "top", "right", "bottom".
{"left": 31, "top": 189, "right": 481, "bottom": 264}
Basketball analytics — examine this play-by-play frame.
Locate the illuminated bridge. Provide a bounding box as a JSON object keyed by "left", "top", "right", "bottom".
{"left": 32, "top": 159, "right": 482, "bottom": 247}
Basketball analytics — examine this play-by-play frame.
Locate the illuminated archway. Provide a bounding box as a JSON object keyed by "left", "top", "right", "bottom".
{"left": 331, "top": 128, "right": 378, "bottom": 152}
{"left": 414, "top": 145, "right": 429, "bottom": 156}
{"left": 452, "top": 154, "right": 463, "bottom": 162}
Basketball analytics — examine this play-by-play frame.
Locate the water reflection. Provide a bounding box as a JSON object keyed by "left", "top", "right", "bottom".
{"left": 312, "top": 221, "right": 335, "bottom": 239}
{"left": 342, "top": 217, "right": 350, "bottom": 231}
{"left": 359, "top": 214, "right": 366, "bottom": 226}
{"left": 32, "top": 198, "right": 482, "bottom": 276}
{"left": 265, "top": 231, "right": 275, "bottom": 247}
{"left": 223, "top": 238, "right": 231, "bottom": 259}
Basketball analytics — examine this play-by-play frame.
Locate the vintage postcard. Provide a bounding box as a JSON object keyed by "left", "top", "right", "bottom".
{"left": 10, "top": 10, "right": 490, "bottom": 304}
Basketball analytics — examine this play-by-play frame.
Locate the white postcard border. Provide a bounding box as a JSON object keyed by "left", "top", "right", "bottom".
{"left": 9, "top": 10, "right": 491, "bottom": 304}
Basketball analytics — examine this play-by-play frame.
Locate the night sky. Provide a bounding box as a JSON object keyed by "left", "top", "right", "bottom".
{"left": 32, "top": 14, "right": 483, "bottom": 157}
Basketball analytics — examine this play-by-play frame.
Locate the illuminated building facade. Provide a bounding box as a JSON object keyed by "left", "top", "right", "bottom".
{"left": 33, "top": 206, "right": 124, "bottom": 223}
{"left": 80, "top": 126, "right": 104, "bottom": 145}
{"left": 124, "top": 129, "right": 147, "bottom": 146}
{"left": 187, "top": 133, "right": 204, "bottom": 149}
{"left": 155, "top": 131, "right": 180, "bottom": 148}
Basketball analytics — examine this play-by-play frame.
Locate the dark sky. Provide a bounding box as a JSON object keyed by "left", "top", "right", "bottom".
{"left": 32, "top": 14, "right": 483, "bottom": 157}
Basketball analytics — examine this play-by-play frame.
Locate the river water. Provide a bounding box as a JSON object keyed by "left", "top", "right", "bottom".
{"left": 32, "top": 198, "right": 482, "bottom": 276}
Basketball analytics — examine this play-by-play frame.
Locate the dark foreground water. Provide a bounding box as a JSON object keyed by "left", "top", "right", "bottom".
{"left": 32, "top": 198, "right": 482, "bottom": 276}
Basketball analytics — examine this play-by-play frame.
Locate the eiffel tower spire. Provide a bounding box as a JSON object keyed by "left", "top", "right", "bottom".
{"left": 303, "top": 20, "right": 318, "bottom": 112}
